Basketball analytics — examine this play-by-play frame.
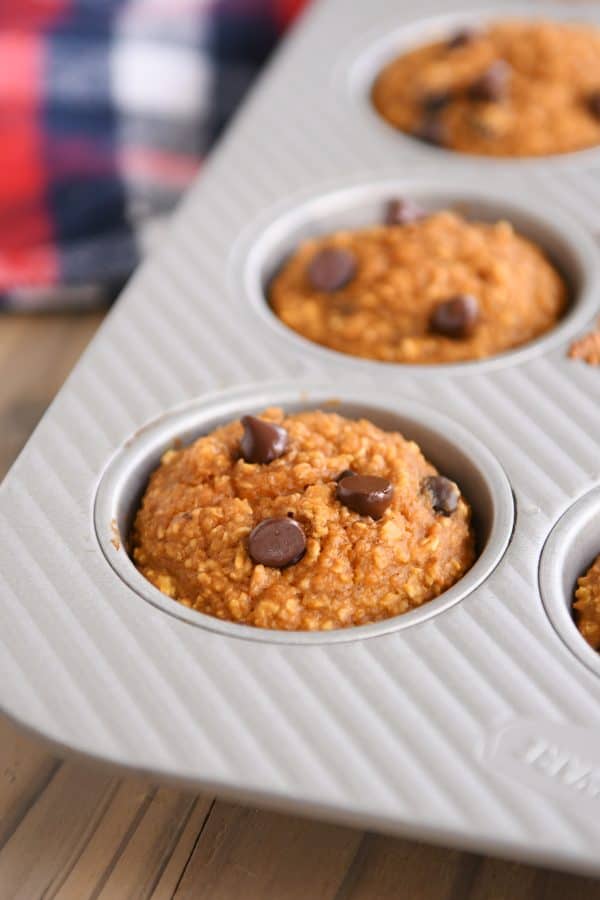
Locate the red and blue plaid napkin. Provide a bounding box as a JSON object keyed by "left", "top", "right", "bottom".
{"left": 0, "top": 0, "right": 306, "bottom": 310}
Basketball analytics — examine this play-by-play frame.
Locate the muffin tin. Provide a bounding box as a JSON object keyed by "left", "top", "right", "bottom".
{"left": 3, "top": 0, "right": 600, "bottom": 877}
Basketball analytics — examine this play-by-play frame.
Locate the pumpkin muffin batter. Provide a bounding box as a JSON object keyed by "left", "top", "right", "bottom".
{"left": 569, "top": 325, "right": 600, "bottom": 366}
{"left": 131, "top": 409, "right": 476, "bottom": 631}
{"left": 372, "top": 20, "right": 600, "bottom": 157}
{"left": 574, "top": 554, "right": 600, "bottom": 649}
{"left": 269, "top": 209, "right": 567, "bottom": 364}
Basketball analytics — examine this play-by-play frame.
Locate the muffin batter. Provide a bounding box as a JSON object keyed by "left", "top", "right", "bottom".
{"left": 131, "top": 409, "right": 476, "bottom": 631}
{"left": 574, "top": 554, "right": 600, "bottom": 649}
{"left": 569, "top": 326, "right": 600, "bottom": 366}
{"left": 372, "top": 21, "right": 600, "bottom": 157}
{"left": 269, "top": 209, "right": 567, "bottom": 364}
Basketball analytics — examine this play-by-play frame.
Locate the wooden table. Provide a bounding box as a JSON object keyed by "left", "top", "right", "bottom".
{"left": 1, "top": 312, "right": 599, "bottom": 899}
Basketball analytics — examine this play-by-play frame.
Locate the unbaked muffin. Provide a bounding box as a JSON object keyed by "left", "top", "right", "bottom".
{"left": 269, "top": 206, "right": 567, "bottom": 364}
{"left": 574, "top": 554, "right": 600, "bottom": 649}
{"left": 372, "top": 20, "right": 600, "bottom": 157}
{"left": 131, "top": 408, "right": 476, "bottom": 630}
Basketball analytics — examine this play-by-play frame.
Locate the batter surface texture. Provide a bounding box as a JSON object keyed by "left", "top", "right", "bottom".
{"left": 131, "top": 409, "right": 476, "bottom": 631}
{"left": 372, "top": 21, "right": 600, "bottom": 157}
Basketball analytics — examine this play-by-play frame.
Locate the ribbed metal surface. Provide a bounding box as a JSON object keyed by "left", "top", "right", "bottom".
{"left": 3, "top": 0, "right": 600, "bottom": 875}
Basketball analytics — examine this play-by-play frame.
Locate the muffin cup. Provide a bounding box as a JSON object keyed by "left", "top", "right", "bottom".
{"left": 236, "top": 176, "right": 599, "bottom": 376}
{"left": 540, "top": 486, "right": 600, "bottom": 677}
{"left": 342, "top": 4, "right": 600, "bottom": 168}
{"left": 94, "top": 382, "right": 515, "bottom": 645}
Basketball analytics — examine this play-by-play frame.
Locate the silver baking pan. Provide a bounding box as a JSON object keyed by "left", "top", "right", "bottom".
{"left": 3, "top": 0, "right": 600, "bottom": 877}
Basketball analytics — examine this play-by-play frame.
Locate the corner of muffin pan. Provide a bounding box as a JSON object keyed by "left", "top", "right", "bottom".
{"left": 540, "top": 486, "right": 600, "bottom": 678}
{"left": 94, "top": 383, "right": 515, "bottom": 645}
{"left": 341, "top": 4, "right": 600, "bottom": 169}
{"left": 237, "top": 176, "right": 600, "bottom": 376}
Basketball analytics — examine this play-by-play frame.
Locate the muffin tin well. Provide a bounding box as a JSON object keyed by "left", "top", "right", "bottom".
{"left": 540, "top": 487, "right": 600, "bottom": 679}
{"left": 94, "top": 384, "right": 514, "bottom": 644}
{"left": 238, "top": 177, "right": 599, "bottom": 376}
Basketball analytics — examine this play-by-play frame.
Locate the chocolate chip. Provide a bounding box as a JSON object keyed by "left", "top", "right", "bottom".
{"left": 248, "top": 517, "right": 306, "bottom": 568}
{"left": 469, "top": 61, "right": 511, "bottom": 102}
{"left": 334, "top": 468, "right": 357, "bottom": 482}
{"left": 423, "top": 475, "right": 460, "bottom": 515}
{"left": 413, "top": 117, "right": 447, "bottom": 147}
{"left": 385, "top": 198, "right": 426, "bottom": 226}
{"left": 240, "top": 415, "right": 288, "bottom": 464}
{"left": 336, "top": 474, "right": 394, "bottom": 520}
{"left": 308, "top": 247, "right": 356, "bottom": 292}
{"left": 448, "top": 27, "right": 480, "bottom": 49}
{"left": 587, "top": 91, "right": 600, "bottom": 119}
{"left": 430, "top": 294, "right": 479, "bottom": 339}
{"left": 423, "top": 90, "right": 452, "bottom": 113}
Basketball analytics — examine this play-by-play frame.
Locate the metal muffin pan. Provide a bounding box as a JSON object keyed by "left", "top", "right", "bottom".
{"left": 95, "top": 384, "right": 514, "bottom": 644}
{"left": 3, "top": 0, "right": 600, "bottom": 877}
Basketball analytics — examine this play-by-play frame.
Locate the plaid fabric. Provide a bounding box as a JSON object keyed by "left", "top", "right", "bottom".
{"left": 0, "top": 0, "right": 307, "bottom": 311}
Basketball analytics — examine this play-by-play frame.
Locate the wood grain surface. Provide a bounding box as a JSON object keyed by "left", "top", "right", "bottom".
{"left": 0, "top": 311, "right": 598, "bottom": 899}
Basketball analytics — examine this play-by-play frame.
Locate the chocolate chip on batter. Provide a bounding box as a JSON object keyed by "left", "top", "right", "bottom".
{"left": 308, "top": 247, "right": 356, "bottom": 292}
{"left": 423, "top": 475, "right": 461, "bottom": 515}
{"left": 448, "top": 27, "right": 480, "bottom": 49}
{"left": 413, "top": 117, "right": 447, "bottom": 147}
{"left": 248, "top": 517, "right": 306, "bottom": 568}
{"left": 587, "top": 91, "right": 600, "bottom": 120}
{"left": 430, "top": 294, "right": 479, "bottom": 339}
{"left": 240, "top": 415, "right": 288, "bottom": 464}
{"left": 336, "top": 474, "right": 394, "bottom": 520}
{"left": 423, "top": 90, "right": 452, "bottom": 113}
{"left": 469, "top": 61, "right": 511, "bottom": 102}
{"left": 385, "top": 197, "right": 426, "bottom": 226}
{"left": 334, "top": 468, "right": 357, "bottom": 482}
